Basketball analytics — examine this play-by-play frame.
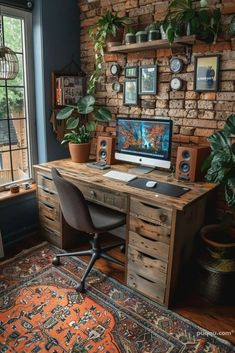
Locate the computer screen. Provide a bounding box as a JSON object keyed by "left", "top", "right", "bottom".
{"left": 115, "top": 117, "right": 173, "bottom": 170}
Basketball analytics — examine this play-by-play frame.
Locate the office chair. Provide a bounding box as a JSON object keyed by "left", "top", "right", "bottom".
{"left": 51, "top": 167, "right": 126, "bottom": 293}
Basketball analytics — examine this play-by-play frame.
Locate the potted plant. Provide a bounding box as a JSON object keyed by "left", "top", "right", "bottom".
{"left": 125, "top": 27, "right": 136, "bottom": 44}
{"left": 88, "top": 11, "right": 131, "bottom": 95}
{"left": 198, "top": 114, "right": 235, "bottom": 303}
{"left": 145, "top": 22, "right": 161, "bottom": 41}
{"left": 162, "top": 0, "right": 221, "bottom": 45}
{"left": 57, "top": 95, "right": 112, "bottom": 163}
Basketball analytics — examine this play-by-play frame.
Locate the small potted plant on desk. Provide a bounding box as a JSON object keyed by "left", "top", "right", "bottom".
{"left": 199, "top": 114, "right": 235, "bottom": 303}
{"left": 57, "top": 95, "right": 112, "bottom": 163}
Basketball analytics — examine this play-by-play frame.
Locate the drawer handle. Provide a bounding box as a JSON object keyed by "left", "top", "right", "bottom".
{"left": 39, "top": 173, "right": 52, "bottom": 181}
{"left": 141, "top": 202, "right": 161, "bottom": 210}
{"left": 136, "top": 227, "right": 159, "bottom": 242}
{"left": 90, "top": 190, "right": 97, "bottom": 198}
{"left": 137, "top": 273, "right": 155, "bottom": 284}
{"left": 41, "top": 188, "right": 55, "bottom": 195}
{"left": 159, "top": 214, "right": 168, "bottom": 223}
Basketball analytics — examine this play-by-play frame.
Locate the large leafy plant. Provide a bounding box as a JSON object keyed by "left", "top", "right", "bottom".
{"left": 56, "top": 95, "right": 112, "bottom": 144}
{"left": 203, "top": 115, "right": 235, "bottom": 208}
{"left": 88, "top": 11, "right": 131, "bottom": 95}
{"left": 163, "top": 0, "right": 221, "bottom": 45}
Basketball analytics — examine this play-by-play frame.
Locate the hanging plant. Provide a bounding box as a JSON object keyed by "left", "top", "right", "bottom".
{"left": 87, "top": 11, "right": 131, "bottom": 95}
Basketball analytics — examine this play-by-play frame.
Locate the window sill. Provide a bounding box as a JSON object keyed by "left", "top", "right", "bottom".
{"left": 0, "top": 184, "right": 36, "bottom": 202}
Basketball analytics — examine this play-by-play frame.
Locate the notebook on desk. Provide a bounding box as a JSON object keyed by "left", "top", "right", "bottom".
{"left": 127, "top": 177, "right": 191, "bottom": 197}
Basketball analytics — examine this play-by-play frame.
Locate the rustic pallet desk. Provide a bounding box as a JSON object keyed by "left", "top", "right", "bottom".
{"left": 34, "top": 159, "right": 217, "bottom": 308}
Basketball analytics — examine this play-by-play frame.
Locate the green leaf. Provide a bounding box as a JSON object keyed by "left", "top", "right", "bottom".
{"left": 56, "top": 106, "right": 74, "bottom": 120}
{"left": 208, "top": 131, "right": 230, "bottom": 150}
{"left": 86, "top": 121, "right": 96, "bottom": 132}
{"left": 223, "top": 115, "right": 235, "bottom": 136}
{"left": 66, "top": 117, "right": 79, "bottom": 129}
{"left": 225, "top": 181, "right": 235, "bottom": 208}
{"left": 77, "top": 95, "right": 95, "bottom": 114}
{"left": 94, "top": 107, "right": 112, "bottom": 121}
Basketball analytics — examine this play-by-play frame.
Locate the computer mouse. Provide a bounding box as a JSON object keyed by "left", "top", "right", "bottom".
{"left": 146, "top": 181, "right": 157, "bottom": 188}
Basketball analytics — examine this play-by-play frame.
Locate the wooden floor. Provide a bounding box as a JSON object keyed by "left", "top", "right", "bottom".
{"left": 2, "top": 235, "right": 235, "bottom": 346}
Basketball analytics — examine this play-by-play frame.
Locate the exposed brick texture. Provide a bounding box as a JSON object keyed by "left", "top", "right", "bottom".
{"left": 79, "top": 0, "right": 235, "bottom": 219}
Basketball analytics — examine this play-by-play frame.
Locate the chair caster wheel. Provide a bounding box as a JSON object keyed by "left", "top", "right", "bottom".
{"left": 52, "top": 256, "right": 60, "bottom": 266}
{"left": 75, "top": 282, "right": 85, "bottom": 293}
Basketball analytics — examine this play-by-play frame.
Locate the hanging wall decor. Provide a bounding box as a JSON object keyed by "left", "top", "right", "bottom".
{"left": 0, "top": 12, "right": 19, "bottom": 80}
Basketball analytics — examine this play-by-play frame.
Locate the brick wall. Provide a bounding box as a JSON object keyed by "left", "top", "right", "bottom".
{"left": 79, "top": 0, "right": 235, "bottom": 219}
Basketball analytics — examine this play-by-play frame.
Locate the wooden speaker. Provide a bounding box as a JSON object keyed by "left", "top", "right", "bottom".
{"left": 96, "top": 136, "right": 116, "bottom": 165}
{"left": 175, "top": 146, "right": 210, "bottom": 182}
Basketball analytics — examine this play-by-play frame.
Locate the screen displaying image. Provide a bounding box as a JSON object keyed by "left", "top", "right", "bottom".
{"left": 116, "top": 118, "right": 172, "bottom": 160}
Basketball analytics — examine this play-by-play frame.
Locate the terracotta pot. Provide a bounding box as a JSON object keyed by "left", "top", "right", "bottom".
{"left": 106, "top": 27, "right": 124, "bottom": 47}
{"left": 69, "top": 142, "right": 91, "bottom": 163}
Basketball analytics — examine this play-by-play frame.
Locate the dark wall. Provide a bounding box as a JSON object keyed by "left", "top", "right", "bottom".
{"left": 1, "top": 0, "right": 80, "bottom": 248}
{"left": 33, "top": 0, "right": 80, "bottom": 162}
{"left": 0, "top": 191, "right": 38, "bottom": 247}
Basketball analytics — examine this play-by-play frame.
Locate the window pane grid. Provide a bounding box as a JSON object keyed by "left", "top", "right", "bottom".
{"left": 0, "top": 10, "right": 32, "bottom": 187}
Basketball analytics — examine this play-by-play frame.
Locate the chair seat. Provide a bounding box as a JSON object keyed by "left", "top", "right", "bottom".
{"left": 87, "top": 201, "right": 126, "bottom": 232}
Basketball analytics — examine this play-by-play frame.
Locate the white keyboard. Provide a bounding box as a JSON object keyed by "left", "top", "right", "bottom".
{"left": 103, "top": 170, "right": 137, "bottom": 182}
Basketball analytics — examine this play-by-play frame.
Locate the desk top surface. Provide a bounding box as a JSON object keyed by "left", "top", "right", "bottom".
{"left": 34, "top": 159, "right": 218, "bottom": 211}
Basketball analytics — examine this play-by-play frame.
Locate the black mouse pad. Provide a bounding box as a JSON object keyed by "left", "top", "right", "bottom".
{"left": 127, "top": 178, "right": 191, "bottom": 197}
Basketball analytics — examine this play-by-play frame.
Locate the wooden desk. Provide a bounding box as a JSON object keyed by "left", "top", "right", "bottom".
{"left": 34, "top": 159, "right": 217, "bottom": 307}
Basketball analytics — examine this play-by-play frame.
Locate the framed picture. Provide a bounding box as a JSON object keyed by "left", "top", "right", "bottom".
{"left": 139, "top": 65, "right": 157, "bottom": 95}
{"left": 123, "top": 79, "right": 138, "bottom": 106}
{"left": 125, "top": 66, "right": 138, "bottom": 78}
{"left": 52, "top": 72, "right": 85, "bottom": 108}
{"left": 194, "top": 55, "right": 220, "bottom": 92}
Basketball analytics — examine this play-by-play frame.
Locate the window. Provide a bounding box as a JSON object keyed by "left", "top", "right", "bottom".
{"left": 0, "top": 6, "right": 36, "bottom": 186}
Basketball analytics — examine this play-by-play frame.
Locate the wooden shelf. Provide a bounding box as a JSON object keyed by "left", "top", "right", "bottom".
{"left": 107, "top": 35, "right": 197, "bottom": 53}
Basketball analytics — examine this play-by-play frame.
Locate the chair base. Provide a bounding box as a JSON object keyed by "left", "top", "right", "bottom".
{"left": 52, "top": 235, "right": 124, "bottom": 292}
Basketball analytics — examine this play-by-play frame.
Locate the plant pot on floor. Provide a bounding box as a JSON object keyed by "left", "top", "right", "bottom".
{"left": 196, "top": 224, "right": 235, "bottom": 304}
{"left": 69, "top": 142, "right": 91, "bottom": 163}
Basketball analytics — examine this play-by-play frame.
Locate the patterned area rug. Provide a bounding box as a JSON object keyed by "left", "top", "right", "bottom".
{"left": 0, "top": 243, "right": 234, "bottom": 353}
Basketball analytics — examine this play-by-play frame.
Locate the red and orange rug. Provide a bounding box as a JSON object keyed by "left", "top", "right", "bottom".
{"left": 0, "top": 243, "right": 234, "bottom": 353}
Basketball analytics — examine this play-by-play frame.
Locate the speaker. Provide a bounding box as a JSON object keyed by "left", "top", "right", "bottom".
{"left": 96, "top": 136, "right": 116, "bottom": 165}
{"left": 175, "top": 146, "right": 210, "bottom": 182}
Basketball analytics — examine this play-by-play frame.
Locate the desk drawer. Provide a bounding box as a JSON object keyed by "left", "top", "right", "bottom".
{"left": 39, "top": 212, "right": 61, "bottom": 233}
{"left": 41, "top": 225, "right": 62, "bottom": 248}
{"left": 37, "top": 171, "right": 56, "bottom": 193}
{"left": 128, "top": 246, "right": 167, "bottom": 285}
{"left": 129, "top": 230, "right": 169, "bottom": 261}
{"left": 37, "top": 186, "right": 58, "bottom": 206}
{"left": 130, "top": 198, "right": 172, "bottom": 227}
{"left": 38, "top": 201, "right": 60, "bottom": 223}
{"left": 127, "top": 266, "right": 165, "bottom": 304}
{"left": 74, "top": 182, "right": 128, "bottom": 212}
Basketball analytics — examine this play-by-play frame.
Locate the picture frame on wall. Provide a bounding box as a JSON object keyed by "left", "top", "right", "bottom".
{"left": 123, "top": 79, "right": 138, "bottom": 106}
{"left": 194, "top": 55, "right": 220, "bottom": 92}
{"left": 52, "top": 72, "right": 85, "bottom": 108}
{"left": 125, "top": 66, "right": 138, "bottom": 78}
{"left": 139, "top": 65, "right": 157, "bottom": 95}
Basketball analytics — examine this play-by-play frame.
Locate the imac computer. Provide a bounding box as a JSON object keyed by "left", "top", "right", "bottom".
{"left": 115, "top": 117, "right": 173, "bottom": 173}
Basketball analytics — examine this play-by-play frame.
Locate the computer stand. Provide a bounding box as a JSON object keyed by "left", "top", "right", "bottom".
{"left": 128, "top": 165, "right": 155, "bottom": 174}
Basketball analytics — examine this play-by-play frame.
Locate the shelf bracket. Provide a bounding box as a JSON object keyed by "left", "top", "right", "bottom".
{"left": 185, "top": 45, "right": 192, "bottom": 64}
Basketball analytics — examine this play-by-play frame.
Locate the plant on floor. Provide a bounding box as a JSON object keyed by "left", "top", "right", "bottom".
{"left": 88, "top": 11, "right": 131, "bottom": 95}
{"left": 56, "top": 94, "right": 112, "bottom": 140}
{"left": 202, "top": 114, "right": 235, "bottom": 209}
{"left": 162, "top": 0, "right": 221, "bottom": 45}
